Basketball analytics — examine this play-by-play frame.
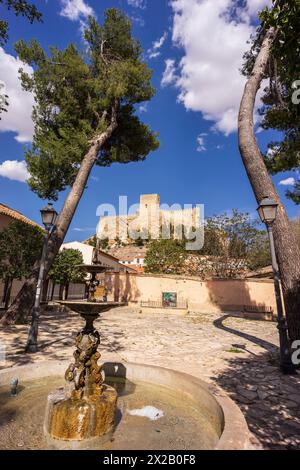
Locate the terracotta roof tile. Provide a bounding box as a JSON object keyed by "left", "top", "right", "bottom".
{"left": 0, "top": 203, "right": 42, "bottom": 229}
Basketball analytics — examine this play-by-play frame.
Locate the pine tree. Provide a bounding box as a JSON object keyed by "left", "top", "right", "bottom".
{"left": 2, "top": 9, "right": 159, "bottom": 324}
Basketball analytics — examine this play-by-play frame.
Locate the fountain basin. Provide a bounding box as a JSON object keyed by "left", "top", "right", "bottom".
{"left": 57, "top": 301, "right": 125, "bottom": 316}
{"left": 0, "top": 358, "right": 252, "bottom": 450}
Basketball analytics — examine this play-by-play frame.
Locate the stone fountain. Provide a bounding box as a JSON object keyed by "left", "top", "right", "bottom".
{"left": 0, "top": 245, "right": 254, "bottom": 450}
{"left": 44, "top": 245, "right": 124, "bottom": 447}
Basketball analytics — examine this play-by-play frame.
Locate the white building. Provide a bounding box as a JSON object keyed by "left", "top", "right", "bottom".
{"left": 60, "top": 241, "right": 137, "bottom": 271}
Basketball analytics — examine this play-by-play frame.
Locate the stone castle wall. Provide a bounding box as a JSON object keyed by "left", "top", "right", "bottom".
{"left": 97, "top": 194, "right": 201, "bottom": 243}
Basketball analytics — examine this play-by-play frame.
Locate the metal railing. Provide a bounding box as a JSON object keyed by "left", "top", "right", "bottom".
{"left": 140, "top": 299, "right": 188, "bottom": 309}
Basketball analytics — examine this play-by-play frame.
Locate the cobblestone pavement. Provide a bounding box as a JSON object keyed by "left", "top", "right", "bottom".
{"left": 0, "top": 306, "right": 299, "bottom": 450}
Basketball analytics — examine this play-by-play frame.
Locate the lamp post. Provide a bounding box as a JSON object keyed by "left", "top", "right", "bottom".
{"left": 26, "top": 203, "right": 58, "bottom": 353}
{"left": 257, "top": 197, "right": 295, "bottom": 374}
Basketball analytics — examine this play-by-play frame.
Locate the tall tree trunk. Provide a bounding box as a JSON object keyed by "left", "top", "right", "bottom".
{"left": 238, "top": 27, "right": 300, "bottom": 342}
{"left": 4, "top": 278, "right": 13, "bottom": 310}
{"left": 65, "top": 282, "right": 69, "bottom": 301}
{"left": 2, "top": 277, "right": 10, "bottom": 304}
{"left": 50, "top": 281, "right": 55, "bottom": 301}
{"left": 42, "top": 277, "right": 49, "bottom": 302}
{"left": 58, "top": 284, "right": 64, "bottom": 301}
{"left": 1, "top": 108, "right": 118, "bottom": 325}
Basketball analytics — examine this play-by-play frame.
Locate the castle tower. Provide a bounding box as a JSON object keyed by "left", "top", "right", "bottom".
{"left": 139, "top": 194, "right": 160, "bottom": 212}
{"left": 139, "top": 194, "right": 160, "bottom": 239}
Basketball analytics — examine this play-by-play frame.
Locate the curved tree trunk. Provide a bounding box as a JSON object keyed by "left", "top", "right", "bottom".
{"left": 238, "top": 27, "right": 300, "bottom": 342}
{"left": 1, "top": 110, "right": 118, "bottom": 325}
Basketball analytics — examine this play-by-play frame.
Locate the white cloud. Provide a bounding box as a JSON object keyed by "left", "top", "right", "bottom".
{"left": 127, "top": 0, "right": 146, "bottom": 9}
{"left": 266, "top": 146, "right": 280, "bottom": 160}
{"left": 138, "top": 103, "right": 148, "bottom": 113}
{"left": 197, "top": 133, "right": 207, "bottom": 152}
{"left": 73, "top": 227, "right": 96, "bottom": 232}
{"left": 148, "top": 32, "right": 168, "bottom": 59}
{"left": 129, "top": 14, "right": 145, "bottom": 27}
{"left": 279, "top": 177, "right": 296, "bottom": 187}
{"left": 167, "top": 0, "right": 271, "bottom": 135}
{"left": 0, "top": 160, "right": 29, "bottom": 182}
{"left": 0, "top": 48, "right": 34, "bottom": 143}
{"left": 161, "top": 59, "right": 177, "bottom": 87}
{"left": 60, "top": 0, "right": 94, "bottom": 21}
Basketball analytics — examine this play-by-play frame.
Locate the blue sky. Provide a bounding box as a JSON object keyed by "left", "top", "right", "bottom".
{"left": 0, "top": 0, "right": 298, "bottom": 241}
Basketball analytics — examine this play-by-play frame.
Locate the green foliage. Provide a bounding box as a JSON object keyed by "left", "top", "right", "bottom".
{"left": 243, "top": 1, "right": 300, "bottom": 203}
{"left": 99, "top": 237, "right": 109, "bottom": 250}
{"left": 114, "top": 236, "right": 125, "bottom": 247}
{"left": 88, "top": 235, "right": 109, "bottom": 250}
{"left": 16, "top": 8, "right": 159, "bottom": 200}
{"left": 201, "top": 210, "right": 271, "bottom": 275}
{"left": 200, "top": 210, "right": 261, "bottom": 256}
{"left": 189, "top": 211, "right": 271, "bottom": 278}
{"left": 246, "top": 231, "right": 271, "bottom": 271}
{"left": 48, "top": 248, "right": 85, "bottom": 285}
{"left": 87, "top": 236, "right": 97, "bottom": 248}
{"left": 135, "top": 237, "right": 145, "bottom": 247}
{"left": 0, "top": 0, "right": 42, "bottom": 45}
{"left": 144, "top": 211, "right": 271, "bottom": 278}
{"left": 0, "top": 221, "right": 44, "bottom": 281}
{"left": 144, "top": 239, "right": 187, "bottom": 275}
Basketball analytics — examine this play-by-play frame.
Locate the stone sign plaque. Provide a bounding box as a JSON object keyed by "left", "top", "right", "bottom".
{"left": 162, "top": 292, "right": 177, "bottom": 308}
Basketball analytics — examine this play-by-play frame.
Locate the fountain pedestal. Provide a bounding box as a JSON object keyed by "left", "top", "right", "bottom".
{"left": 44, "top": 385, "right": 117, "bottom": 443}
{"left": 44, "top": 305, "right": 119, "bottom": 446}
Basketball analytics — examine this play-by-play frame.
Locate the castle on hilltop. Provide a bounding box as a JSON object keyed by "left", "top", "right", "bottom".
{"left": 97, "top": 194, "right": 201, "bottom": 246}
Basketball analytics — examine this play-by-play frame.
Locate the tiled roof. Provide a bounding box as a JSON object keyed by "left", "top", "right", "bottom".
{"left": 0, "top": 203, "right": 42, "bottom": 228}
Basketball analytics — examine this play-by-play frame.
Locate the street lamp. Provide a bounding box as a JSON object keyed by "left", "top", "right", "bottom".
{"left": 257, "top": 197, "right": 295, "bottom": 374}
{"left": 40, "top": 203, "right": 58, "bottom": 229}
{"left": 26, "top": 203, "right": 58, "bottom": 353}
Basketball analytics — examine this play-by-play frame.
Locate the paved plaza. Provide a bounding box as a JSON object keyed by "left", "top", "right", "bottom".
{"left": 1, "top": 306, "right": 299, "bottom": 450}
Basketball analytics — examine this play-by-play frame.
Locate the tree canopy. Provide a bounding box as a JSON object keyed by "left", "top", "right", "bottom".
{"left": 197, "top": 211, "right": 271, "bottom": 278}
{"left": 48, "top": 248, "right": 85, "bottom": 286}
{"left": 0, "top": 0, "right": 42, "bottom": 45}
{"left": 0, "top": 221, "right": 43, "bottom": 281}
{"left": 144, "top": 239, "right": 187, "bottom": 275}
{"left": 16, "top": 9, "right": 159, "bottom": 200}
{"left": 144, "top": 211, "right": 271, "bottom": 278}
{"left": 243, "top": 0, "right": 300, "bottom": 203}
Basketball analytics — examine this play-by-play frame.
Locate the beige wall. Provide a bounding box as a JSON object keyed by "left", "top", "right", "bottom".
{"left": 104, "top": 272, "right": 277, "bottom": 314}
{"left": 0, "top": 272, "right": 277, "bottom": 316}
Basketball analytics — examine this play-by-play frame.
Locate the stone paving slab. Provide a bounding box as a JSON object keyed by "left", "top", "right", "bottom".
{"left": 0, "top": 306, "right": 299, "bottom": 450}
